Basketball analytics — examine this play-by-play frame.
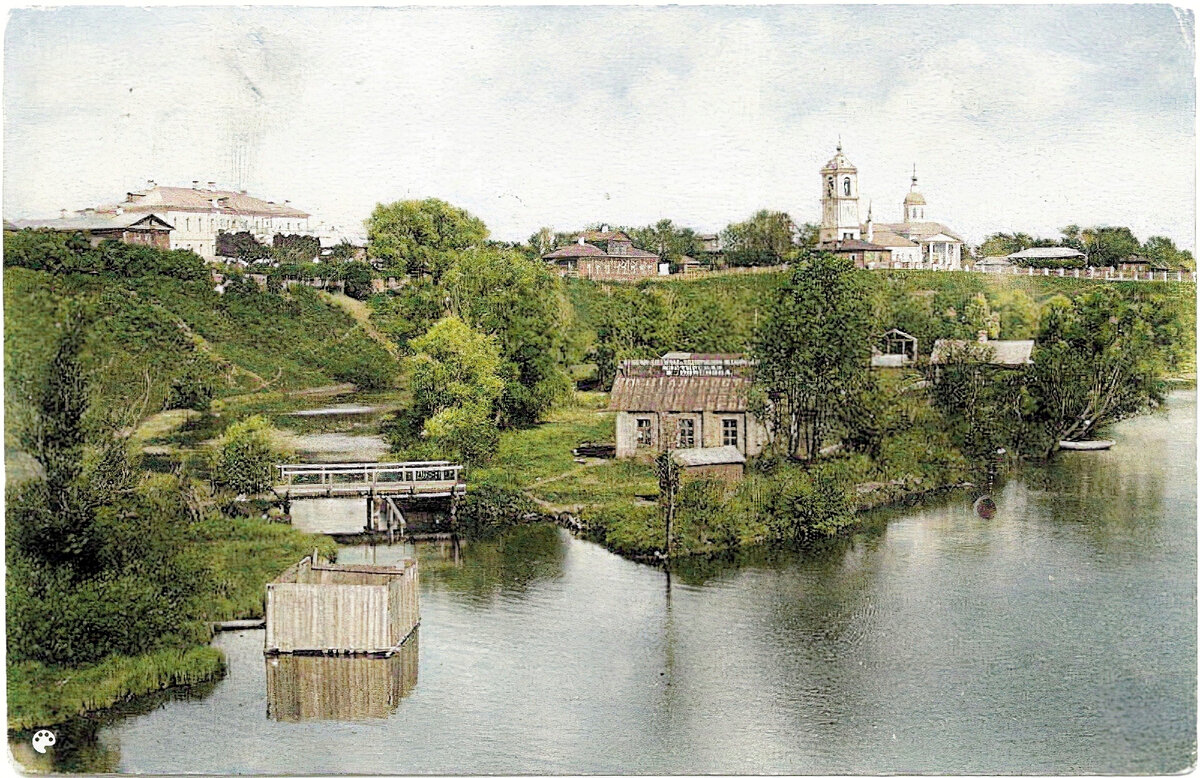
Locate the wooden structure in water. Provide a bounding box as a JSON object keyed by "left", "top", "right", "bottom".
{"left": 265, "top": 551, "right": 419, "bottom": 655}
{"left": 275, "top": 461, "right": 465, "bottom": 499}
{"left": 265, "top": 633, "right": 418, "bottom": 721}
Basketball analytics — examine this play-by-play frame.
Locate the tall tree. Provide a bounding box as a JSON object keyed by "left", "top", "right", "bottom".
{"left": 443, "top": 247, "right": 573, "bottom": 425}
{"left": 721, "top": 210, "right": 797, "bottom": 267}
{"left": 1028, "top": 288, "right": 1178, "bottom": 457}
{"left": 403, "top": 317, "right": 505, "bottom": 462}
{"left": 750, "top": 254, "right": 871, "bottom": 461}
{"left": 366, "top": 198, "right": 489, "bottom": 279}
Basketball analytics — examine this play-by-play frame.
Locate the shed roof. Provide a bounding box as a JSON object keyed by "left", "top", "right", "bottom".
{"left": 609, "top": 374, "right": 750, "bottom": 412}
{"left": 930, "top": 338, "right": 1035, "bottom": 367}
{"left": 672, "top": 445, "right": 747, "bottom": 467}
{"left": 1007, "top": 246, "right": 1084, "bottom": 260}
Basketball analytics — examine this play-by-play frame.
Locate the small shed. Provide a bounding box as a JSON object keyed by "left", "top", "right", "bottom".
{"left": 671, "top": 445, "right": 747, "bottom": 482}
{"left": 871, "top": 328, "right": 918, "bottom": 368}
{"left": 265, "top": 552, "right": 419, "bottom": 655}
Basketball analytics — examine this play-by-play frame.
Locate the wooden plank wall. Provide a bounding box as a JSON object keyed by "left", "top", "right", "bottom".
{"left": 265, "top": 556, "right": 420, "bottom": 653}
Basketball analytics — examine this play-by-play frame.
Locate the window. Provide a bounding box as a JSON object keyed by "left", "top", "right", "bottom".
{"left": 826, "top": 176, "right": 834, "bottom": 196}
{"left": 677, "top": 418, "right": 695, "bottom": 448}
{"left": 843, "top": 177, "right": 852, "bottom": 196}
{"left": 636, "top": 418, "right": 652, "bottom": 447}
{"left": 722, "top": 418, "right": 739, "bottom": 448}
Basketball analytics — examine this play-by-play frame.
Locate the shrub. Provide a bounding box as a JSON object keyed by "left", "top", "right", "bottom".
{"left": 456, "top": 483, "right": 535, "bottom": 536}
{"left": 211, "top": 415, "right": 280, "bottom": 494}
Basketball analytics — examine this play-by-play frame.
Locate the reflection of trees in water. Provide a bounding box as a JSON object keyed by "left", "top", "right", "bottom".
{"left": 9, "top": 676, "right": 224, "bottom": 773}
{"left": 265, "top": 632, "right": 419, "bottom": 721}
{"left": 417, "top": 524, "right": 566, "bottom": 603}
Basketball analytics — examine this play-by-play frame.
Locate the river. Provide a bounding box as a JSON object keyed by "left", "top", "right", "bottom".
{"left": 24, "top": 393, "right": 1197, "bottom": 773}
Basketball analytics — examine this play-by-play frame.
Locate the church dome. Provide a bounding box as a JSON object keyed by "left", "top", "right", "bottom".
{"left": 904, "top": 190, "right": 926, "bottom": 206}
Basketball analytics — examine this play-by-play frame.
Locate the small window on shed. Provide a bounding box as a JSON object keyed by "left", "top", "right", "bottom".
{"left": 636, "top": 418, "right": 652, "bottom": 446}
{"left": 677, "top": 418, "right": 696, "bottom": 448}
{"left": 722, "top": 418, "right": 739, "bottom": 448}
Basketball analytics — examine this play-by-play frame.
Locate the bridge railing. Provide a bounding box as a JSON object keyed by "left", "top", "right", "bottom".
{"left": 276, "top": 461, "right": 463, "bottom": 489}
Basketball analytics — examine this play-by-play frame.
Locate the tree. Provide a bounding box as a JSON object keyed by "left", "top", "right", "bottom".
{"left": 211, "top": 415, "right": 281, "bottom": 494}
{"left": 337, "top": 260, "right": 375, "bottom": 300}
{"left": 403, "top": 317, "right": 505, "bottom": 462}
{"left": 1028, "top": 287, "right": 1178, "bottom": 457}
{"left": 625, "top": 219, "right": 703, "bottom": 270}
{"left": 1079, "top": 226, "right": 1141, "bottom": 267}
{"left": 1143, "top": 235, "right": 1195, "bottom": 271}
{"left": 365, "top": 198, "right": 488, "bottom": 278}
{"left": 977, "top": 232, "right": 1034, "bottom": 258}
{"left": 750, "top": 254, "right": 872, "bottom": 461}
{"left": 216, "top": 230, "right": 271, "bottom": 262}
{"left": 442, "top": 248, "right": 572, "bottom": 425}
{"left": 271, "top": 233, "right": 321, "bottom": 263}
{"left": 721, "top": 210, "right": 797, "bottom": 267}
{"left": 591, "top": 286, "right": 682, "bottom": 389}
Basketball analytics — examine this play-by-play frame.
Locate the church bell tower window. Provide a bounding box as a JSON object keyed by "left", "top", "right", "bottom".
{"left": 843, "top": 177, "right": 851, "bottom": 196}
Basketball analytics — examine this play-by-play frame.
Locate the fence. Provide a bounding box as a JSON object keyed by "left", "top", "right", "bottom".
{"left": 964, "top": 264, "right": 1195, "bottom": 283}
{"left": 276, "top": 461, "right": 465, "bottom": 498}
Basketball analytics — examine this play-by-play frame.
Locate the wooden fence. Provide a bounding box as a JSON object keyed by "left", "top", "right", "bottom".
{"left": 265, "top": 552, "right": 419, "bottom": 655}
{"left": 964, "top": 265, "right": 1195, "bottom": 283}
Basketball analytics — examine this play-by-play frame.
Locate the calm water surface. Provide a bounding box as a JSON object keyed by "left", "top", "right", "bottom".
{"left": 33, "top": 393, "right": 1198, "bottom": 774}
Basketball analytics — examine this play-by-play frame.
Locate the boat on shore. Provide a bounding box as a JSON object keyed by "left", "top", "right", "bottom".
{"left": 1059, "top": 439, "right": 1115, "bottom": 451}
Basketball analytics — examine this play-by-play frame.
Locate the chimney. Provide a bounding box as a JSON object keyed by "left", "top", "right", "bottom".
{"left": 115, "top": 205, "right": 124, "bottom": 216}
{"left": 977, "top": 330, "right": 988, "bottom": 343}
{"left": 192, "top": 180, "right": 200, "bottom": 190}
{"left": 59, "top": 209, "right": 67, "bottom": 219}
{"left": 146, "top": 179, "right": 156, "bottom": 189}
{"left": 207, "top": 181, "right": 216, "bottom": 191}
{"left": 239, "top": 189, "right": 247, "bottom": 195}
{"left": 577, "top": 235, "right": 585, "bottom": 245}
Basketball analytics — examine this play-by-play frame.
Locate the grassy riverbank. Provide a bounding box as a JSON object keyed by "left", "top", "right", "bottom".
{"left": 466, "top": 378, "right": 972, "bottom": 560}
{"left": 7, "top": 518, "right": 338, "bottom": 731}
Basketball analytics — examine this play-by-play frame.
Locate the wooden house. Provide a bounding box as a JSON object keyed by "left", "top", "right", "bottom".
{"left": 608, "top": 353, "right": 767, "bottom": 459}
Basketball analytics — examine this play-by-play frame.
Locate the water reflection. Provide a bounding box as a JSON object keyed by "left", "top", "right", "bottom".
{"left": 338, "top": 524, "right": 567, "bottom": 605}
{"left": 265, "top": 633, "right": 419, "bottom": 722}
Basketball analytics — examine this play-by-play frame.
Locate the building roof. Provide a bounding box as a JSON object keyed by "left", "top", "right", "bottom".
{"left": 672, "top": 445, "right": 747, "bottom": 468}
{"left": 930, "top": 338, "right": 1035, "bottom": 367}
{"left": 661, "top": 352, "right": 746, "bottom": 362}
{"left": 865, "top": 228, "right": 919, "bottom": 249}
{"left": 903, "top": 190, "right": 927, "bottom": 206}
{"left": 577, "top": 230, "right": 632, "bottom": 243}
{"left": 544, "top": 242, "right": 608, "bottom": 259}
{"left": 975, "top": 255, "right": 1013, "bottom": 266}
{"left": 99, "top": 185, "right": 309, "bottom": 218}
{"left": 1006, "top": 246, "right": 1084, "bottom": 260}
{"left": 821, "top": 143, "right": 856, "bottom": 173}
{"left": 10, "top": 213, "right": 174, "bottom": 232}
{"left": 820, "top": 238, "right": 887, "bottom": 252}
{"left": 875, "top": 221, "right": 964, "bottom": 243}
{"left": 609, "top": 374, "right": 750, "bottom": 412}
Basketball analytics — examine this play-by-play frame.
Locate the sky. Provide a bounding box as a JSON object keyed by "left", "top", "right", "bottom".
{"left": 4, "top": 5, "right": 1196, "bottom": 249}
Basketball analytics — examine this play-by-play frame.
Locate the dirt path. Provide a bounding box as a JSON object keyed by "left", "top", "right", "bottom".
{"left": 319, "top": 291, "right": 399, "bottom": 357}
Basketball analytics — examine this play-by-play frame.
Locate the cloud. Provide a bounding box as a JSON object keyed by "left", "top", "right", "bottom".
{"left": 3, "top": 5, "right": 1194, "bottom": 249}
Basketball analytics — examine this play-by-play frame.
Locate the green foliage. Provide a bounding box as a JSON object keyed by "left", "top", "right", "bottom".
{"left": 211, "top": 415, "right": 281, "bottom": 494}
{"left": 623, "top": 219, "right": 703, "bottom": 270}
{"left": 760, "top": 467, "right": 855, "bottom": 543}
{"left": 444, "top": 247, "right": 573, "bottom": 424}
{"left": 5, "top": 230, "right": 207, "bottom": 281}
{"left": 337, "top": 260, "right": 375, "bottom": 300}
{"left": 215, "top": 230, "right": 270, "bottom": 262}
{"left": 401, "top": 316, "right": 504, "bottom": 462}
{"left": 271, "top": 233, "right": 321, "bottom": 263}
{"left": 456, "top": 483, "right": 535, "bottom": 536}
{"left": 721, "top": 209, "right": 797, "bottom": 266}
{"left": 366, "top": 198, "right": 488, "bottom": 278}
{"left": 1027, "top": 286, "right": 1177, "bottom": 454}
{"left": 165, "top": 356, "right": 219, "bottom": 411}
{"left": 750, "top": 254, "right": 872, "bottom": 460}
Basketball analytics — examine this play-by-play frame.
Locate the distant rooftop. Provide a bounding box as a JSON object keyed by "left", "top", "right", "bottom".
{"left": 1006, "top": 247, "right": 1084, "bottom": 260}
{"left": 97, "top": 182, "right": 309, "bottom": 218}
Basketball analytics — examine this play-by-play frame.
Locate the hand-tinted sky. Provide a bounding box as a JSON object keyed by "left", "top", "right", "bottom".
{"left": 5, "top": 5, "right": 1195, "bottom": 248}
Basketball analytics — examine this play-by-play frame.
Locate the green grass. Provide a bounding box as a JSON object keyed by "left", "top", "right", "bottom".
{"left": 8, "top": 646, "right": 226, "bottom": 731}
{"left": 7, "top": 517, "right": 338, "bottom": 729}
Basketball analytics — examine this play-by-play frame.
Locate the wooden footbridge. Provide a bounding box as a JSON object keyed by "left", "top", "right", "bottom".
{"left": 275, "top": 461, "right": 466, "bottom": 499}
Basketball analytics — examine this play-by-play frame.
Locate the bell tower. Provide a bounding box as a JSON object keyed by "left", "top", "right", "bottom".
{"left": 819, "top": 141, "right": 861, "bottom": 243}
{"left": 903, "top": 164, "right": 927, "bottom": 223}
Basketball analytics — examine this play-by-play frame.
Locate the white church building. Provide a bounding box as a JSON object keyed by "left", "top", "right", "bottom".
{"left": 817, "top": 143, "right": 964, "bottom": 270}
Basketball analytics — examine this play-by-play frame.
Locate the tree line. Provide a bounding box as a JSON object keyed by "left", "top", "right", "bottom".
{"left": 978, "top": 225, "right": 1194, "bottom": 270}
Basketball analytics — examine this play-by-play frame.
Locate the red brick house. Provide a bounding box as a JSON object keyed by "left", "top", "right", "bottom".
{"left": 9, "top": 212, "right": 174, "bottom": 250}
